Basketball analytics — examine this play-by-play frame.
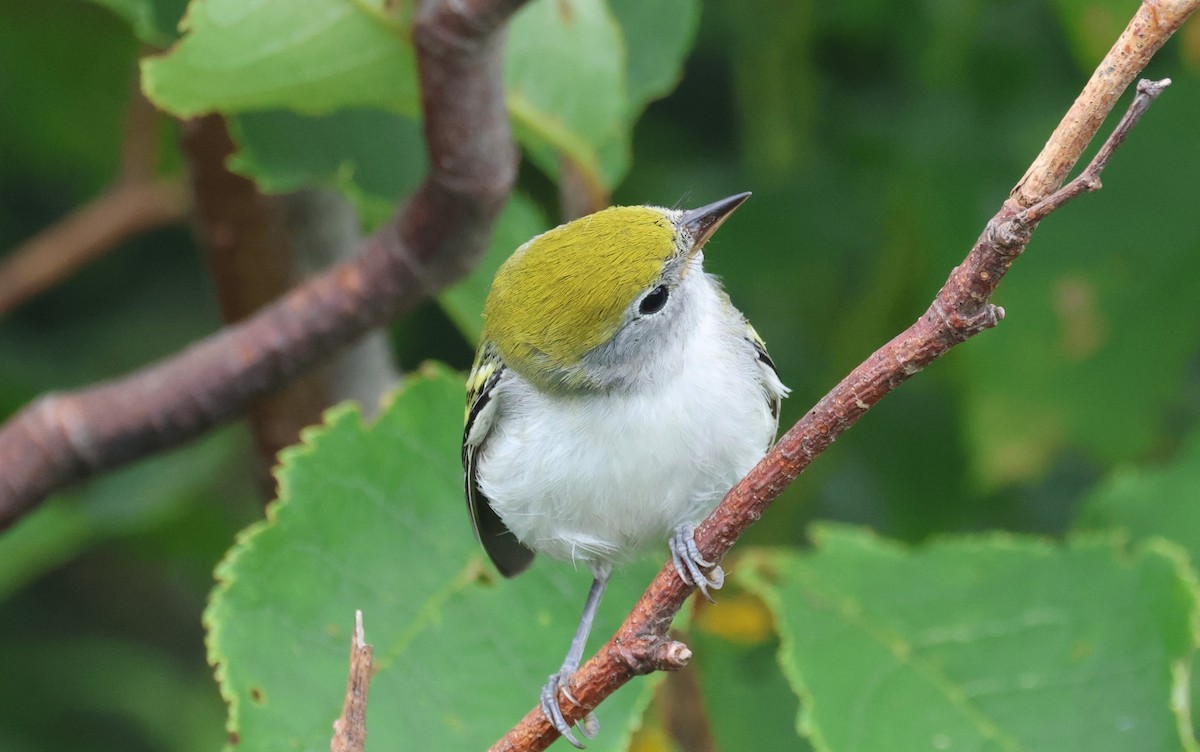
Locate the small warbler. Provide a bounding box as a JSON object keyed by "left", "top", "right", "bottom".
{"left": 462, "top": 193, "right": 786, "bottom": 746}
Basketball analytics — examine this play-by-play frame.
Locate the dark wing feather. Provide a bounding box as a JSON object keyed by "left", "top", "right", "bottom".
{"left": 746, "top": 326, "right": 785, "bottom": 427}
{"left": 463, "top": 349, "right": 535, "bottom": 578}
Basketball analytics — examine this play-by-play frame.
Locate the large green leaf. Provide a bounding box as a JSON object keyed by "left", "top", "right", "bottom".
{"left": 227, "top": 108, "right": 426, "bottom": 228}
{"left": 1075, "top": 430, "right": 1200, "bottom": 742}
{"left": 741, "top": 525, "right": 1200, "bottom": 752}
{"left": 141, "top": 0, "right": 417, "bottom": 117}
{"left": 140, "top": 0, "right": 699, "bottom": 203}
{"left": 506, "top": 0, "right": 626, "bottom": 187}
{"left": 206, "top": 366, "right": 660, "bottom": 750}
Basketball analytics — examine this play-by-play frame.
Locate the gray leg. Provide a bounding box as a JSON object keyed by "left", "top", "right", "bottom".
{"left": 539, "top": 572, "right": 608, "bottom": 748}
{"left": 669, "top": 523, "right": 725, "bottom": 603}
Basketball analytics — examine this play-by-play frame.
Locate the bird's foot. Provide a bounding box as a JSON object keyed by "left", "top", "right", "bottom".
{"left": 669, "top": 523, "right": 725, "bottom": 603}
{"left": 539, "top": 670, "right": 598, "bottom": 749}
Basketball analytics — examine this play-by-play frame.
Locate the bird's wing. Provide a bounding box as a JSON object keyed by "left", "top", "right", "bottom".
{"left": 746, "top": 324, "right": 789, "bottom": 436}
{"left": 463, "top": 344, "right": 536, "bottom": 578}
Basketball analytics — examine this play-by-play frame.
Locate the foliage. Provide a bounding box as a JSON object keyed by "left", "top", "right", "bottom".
{"left": 2, "top": 0, "right": 1200, "bottom": 749}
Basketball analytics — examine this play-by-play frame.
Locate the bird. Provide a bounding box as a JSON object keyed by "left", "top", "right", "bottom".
{"left": 461, "top": 193, "right": 786, "bottom": 747}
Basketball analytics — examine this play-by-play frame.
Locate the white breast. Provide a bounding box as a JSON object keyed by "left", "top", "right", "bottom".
{"left": 476, "top": 275, "right": 780, "bottom": 574}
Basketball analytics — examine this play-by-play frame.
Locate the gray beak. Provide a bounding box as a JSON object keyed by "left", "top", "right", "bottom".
{"left": 681, "top": 192, "right": 751, "bottom": 254}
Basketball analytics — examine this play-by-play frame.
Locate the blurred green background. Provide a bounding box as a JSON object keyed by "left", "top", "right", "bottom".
{"left": 1, "top": 0, "right": 1198, "bottom": 749}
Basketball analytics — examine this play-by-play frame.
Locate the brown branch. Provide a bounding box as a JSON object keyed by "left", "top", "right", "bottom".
{"left": 0, "top": 0, "right": 525, "bottom": 529}
{"left": 491, "top": 1, "right": 1197, "bottom": 747}
{"left": 1011, "top": 0, "right": 1195, "bottom": 206}
{"left": 331, "top": 610, "right": 373, "bottom": 752}
{"left": 180, "top": 114, "right": 334, "bottom": 479}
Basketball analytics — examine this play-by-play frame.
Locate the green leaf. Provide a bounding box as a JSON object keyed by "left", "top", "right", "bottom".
{"left": 227, "top": 108, "right": 426, "bottom": 227}
{"left": 88, "top": 0, "right": 189, "bottom": 46}
{"left": 206, "top": 365, "right": 659, "bottom": 750}
{"left": 506, "top": 0, "right": 627, "bottom": 187}
{"left": 1075, "top": 430, "right": 1200, "bottom": 743}
{"left": 141, "top": 0, "right": 698, "bottom": 203}
{"left": 608, "top": 0, "right": 699, "bottom": 118}
{"left": 438, "top": 192, "right": 548, "bottom": 343}
{"left": 597, "top": 0, "right": 700, "bottom": 184}
{"left": 508, "top": 0, "right": 699, "bottom": 189}
{"left": 141, "top": 0, "right": 417, "bottom": 117}
{"left": 740, "top": 525, "right": 1200, "bottom": 752}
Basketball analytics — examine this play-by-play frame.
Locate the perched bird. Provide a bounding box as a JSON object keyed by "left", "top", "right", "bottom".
{"left": 462, "top": 193, "right": 786, "bottom": 746}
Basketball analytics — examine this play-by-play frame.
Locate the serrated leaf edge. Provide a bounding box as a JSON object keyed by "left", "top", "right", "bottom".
{"left": 739, "top": 524, "right": 1200, "bottom": 752}
{"left": 202, "top": 365, "right": 454, "bottom": 748}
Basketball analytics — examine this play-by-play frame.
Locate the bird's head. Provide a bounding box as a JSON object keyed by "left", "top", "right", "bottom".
{"left": 482, "top": 193, "right": 750, "bottom": 392}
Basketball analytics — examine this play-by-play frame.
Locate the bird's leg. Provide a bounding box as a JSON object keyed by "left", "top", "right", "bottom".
{"left": 669, "top": 523, "right": 725, "bottom": 603}
{"left": 540, "top": 571, "right": 609, "bottom": 748}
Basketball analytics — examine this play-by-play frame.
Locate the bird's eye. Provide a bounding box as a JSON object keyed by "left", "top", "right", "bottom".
{"left": 639, "top": 285, "right": 669, "bottom": 315}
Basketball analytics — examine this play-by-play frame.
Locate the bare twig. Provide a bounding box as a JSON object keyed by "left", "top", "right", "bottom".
{"left": 0, "top": 0, "right": 525, "bottom": 528}
{"left": 1011, "top": 0, "right": 1194, "bottom": 206}
{"left": 331, "top": 610, "right": 373, "bottom": 752}
{"left": 491, "top": 0, "right": 1197, "bottom": 746}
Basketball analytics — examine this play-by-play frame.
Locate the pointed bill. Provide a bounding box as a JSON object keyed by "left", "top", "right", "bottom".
{"left": 681, "top": 192, "right": 751, "bottom": 254}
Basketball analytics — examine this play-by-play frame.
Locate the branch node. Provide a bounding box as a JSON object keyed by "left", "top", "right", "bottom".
{"left": 656, "top": 640, "right": 693, "bottom": 671}
{"left": 984, "top": 216, "right": 1032, "bottom": 257}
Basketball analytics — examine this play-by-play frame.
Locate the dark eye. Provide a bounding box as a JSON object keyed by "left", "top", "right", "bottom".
{"left": 639, "top": 285, "right": 669, "bottom": 315}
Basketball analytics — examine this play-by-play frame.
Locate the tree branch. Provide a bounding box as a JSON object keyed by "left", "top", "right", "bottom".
{"left": 1011, "top": 0, "right": 1194, "bottom": 206}
{"left": 490, "top": 0, "right": 1198, "bottom": 747}
{"left": 0, "top": 0, "right": 524, "bottom": 529}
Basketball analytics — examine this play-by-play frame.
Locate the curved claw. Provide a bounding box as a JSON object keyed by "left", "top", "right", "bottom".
{"left": 669, "top": 524, "right": 725, "bottom": 603}
{"left": 539, "top": 671, "right": 598, "bottom": 748}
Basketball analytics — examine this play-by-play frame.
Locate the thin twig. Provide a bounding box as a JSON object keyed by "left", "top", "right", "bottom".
{"left": 1011, "top": 0, "right": 1194, "bottom": 206}
{"left": 331, "top": 610, "right": 373, "bottom": 752}
{"left": 0, "top": 0, "right": 525, "bottom": 528}
{"left": 489, "top": 2, "right": 1196, "bottom": 745}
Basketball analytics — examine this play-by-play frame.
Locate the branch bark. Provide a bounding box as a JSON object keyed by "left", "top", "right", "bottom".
{"left": 0, "top": 0, "right": 525, "bottom": 529}
{"left": 490, "top": 0, "right": 1199, "bottom": 747}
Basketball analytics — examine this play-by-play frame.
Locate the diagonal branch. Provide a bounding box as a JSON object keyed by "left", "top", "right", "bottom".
{"left": 491, "top": 0, "right": 1198, "bottom": 747}
{"left": 0, "top": 0, "right": 527, "bottom": 530}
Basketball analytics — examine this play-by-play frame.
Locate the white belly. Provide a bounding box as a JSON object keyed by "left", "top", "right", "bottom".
{"left": 476, "top": 323, "right": 776, "bottom": 572}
